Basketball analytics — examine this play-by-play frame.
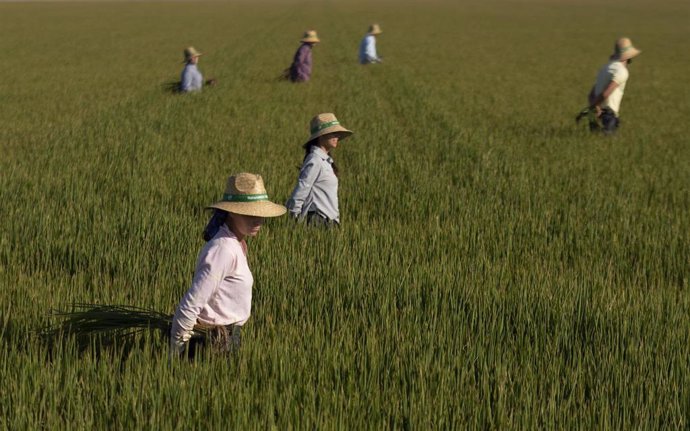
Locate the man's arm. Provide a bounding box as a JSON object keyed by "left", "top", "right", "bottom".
{"left": 286, "top": 159, "right": 320, "bottom": 217}
{"left": 590, "top": 80, "right": 620, "bottom": 109}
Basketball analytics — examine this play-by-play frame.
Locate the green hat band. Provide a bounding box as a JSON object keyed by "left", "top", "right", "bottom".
{"left": 223, "top": 193, "right": 268, "bottom": 202}
{"left": 311, "top": 120, "right": 340, "bottom": 134}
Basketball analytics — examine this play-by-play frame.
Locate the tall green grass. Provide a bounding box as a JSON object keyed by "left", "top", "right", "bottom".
{"left": 0, "top": 0, "right": 688, "bottom": 428}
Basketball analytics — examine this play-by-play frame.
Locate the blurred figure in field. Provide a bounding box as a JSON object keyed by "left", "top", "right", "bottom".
{"left": 359, "top": 24, "right": 383, "bottom": 64}
{"left": 287, "top": 30, "right": 320, "bottom": 82}
{"left": 586, "top": 37, "right": 641, "bottom": 133}
{"left": 286, "top": 113, "right": 353, "bottom": 227}
{"left": 180, "top": 46, "right": 216, "bottom": 93}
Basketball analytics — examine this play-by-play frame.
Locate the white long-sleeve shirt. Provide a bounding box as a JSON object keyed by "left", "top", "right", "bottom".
{"left": 171, "top": 224, "right": 253, "bottom": 343}
{"left": 359, "top": 35, "right": 380, "bottom": 64}
{"left": 286, "top": 146, "right": 340, "bottom": 223}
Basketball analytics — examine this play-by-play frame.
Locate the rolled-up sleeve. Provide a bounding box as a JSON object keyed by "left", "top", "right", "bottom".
{"left": 286, "top": 159, "right": 320, "bottom": 216}
{"left": 171, "top": 242, "right": 233, "bottom": 341}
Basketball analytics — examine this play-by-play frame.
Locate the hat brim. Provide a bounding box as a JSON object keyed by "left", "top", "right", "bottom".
{"left": 304, "top": 125, "right": 353, "bottom": 147}
{"left": 619, "top": 48, "right": 641, "bottom": 62}
{"left": 368, "top": 30, "right": 382, "bottom": 35}
{"left": 183, "top": 53, "right": 203, "bottom": 63}
{"left": 301, "top": 37, "right": 320, "bottom": 43}
{"left": 206, "top": 201, "right": 287, "bottom": 218}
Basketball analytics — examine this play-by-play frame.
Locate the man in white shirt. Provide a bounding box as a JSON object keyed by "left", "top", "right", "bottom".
{"left": 587, "top": 37, "right": 641, "bottom": 133}
{"left": 359, "top": 24, "right": 383, "bottom": 65}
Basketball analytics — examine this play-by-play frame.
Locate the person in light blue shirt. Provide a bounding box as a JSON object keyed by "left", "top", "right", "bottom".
{"left": 359, "top": 24, "right": 383, "bottom": 65}
{"left": 180, "top": 46, "right": 216, "bottom": 92}
{"left": 286, "top": 113, "right": 353, "bottom": 226}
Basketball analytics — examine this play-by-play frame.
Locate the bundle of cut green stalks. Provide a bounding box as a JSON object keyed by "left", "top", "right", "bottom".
{"left": 43, "top": 304, "right": 210, "bottom": 345}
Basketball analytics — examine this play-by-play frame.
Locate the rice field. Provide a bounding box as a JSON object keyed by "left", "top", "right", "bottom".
{"left": 1, "top": 0, "right": 689, "bottom": 428}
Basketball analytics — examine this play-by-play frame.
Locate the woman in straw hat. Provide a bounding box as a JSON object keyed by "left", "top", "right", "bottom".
{"left": 180, "top": 46, "right": 216, "bottom": 93}
{"left": 286, "top": 113, "right": 353, "bottom": 227}
{"left": 359, "top": 24, "right": 383, "bottom": 65}
{"left": 170, "top": 173, "right": 286, "bottom": 357}
{"left": 288, "top": 30, "right": 320, "bottom": 82}
{"left": 586, "top": 37, "right": 641, "bottom": 133}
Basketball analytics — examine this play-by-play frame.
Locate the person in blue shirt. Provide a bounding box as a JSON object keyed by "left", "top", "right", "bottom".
{"left": 180, "top": 47, "right": 216, "bottom": 92}
{"left": 359, "top": 24, "right": 383, "bottom": 65}
{"left": 286, "top": 113, "right": 353, "bottom": 227}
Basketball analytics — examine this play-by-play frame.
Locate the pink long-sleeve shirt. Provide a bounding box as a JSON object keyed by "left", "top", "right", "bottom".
{"left": 171, "top": 224, "right": 253, "bottom": 342}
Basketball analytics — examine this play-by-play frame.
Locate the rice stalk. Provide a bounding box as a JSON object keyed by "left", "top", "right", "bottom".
{"left": 42, "top": 304, "right": 211, "bottom": 346}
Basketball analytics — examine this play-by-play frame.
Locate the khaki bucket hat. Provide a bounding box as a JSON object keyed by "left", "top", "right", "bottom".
{"left": 207, "top": 173, "right": 287, "bottom": 217}
{"left": 183, "top": 46, "right": 203, "bottom": 62}
{"left": 614, "top": 37, "right": 641, "bottom": 62}
{"left": 301, "top": 30, "right": 320, "bottom": 43}
{"left": 304, "top": 113, "right": 353, "bottom": 147}
{"left": 368, "top": 24, "right": 382, "bottom": 35}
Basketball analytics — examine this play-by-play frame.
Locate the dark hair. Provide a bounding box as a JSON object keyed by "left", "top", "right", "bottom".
{"left": 202, "top": 209, "right": 229, "bottom": 241}
{"left": 302, "top": 141, "right": 339, "bottom": 177}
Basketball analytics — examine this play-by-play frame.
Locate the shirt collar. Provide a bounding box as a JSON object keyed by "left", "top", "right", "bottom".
{"left": 218, "top": 223, "right": 238, "bottom": 240}
{"left": 311, "top": 146, "right": 333, "bottom": 163}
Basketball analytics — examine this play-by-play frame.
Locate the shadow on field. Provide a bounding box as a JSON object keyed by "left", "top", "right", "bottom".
{"left": 0, "top": 319, "right": 31, "bottom": 352}
{"left": 161, "top": 79, "right": 219, "bottom": 94}
{"left": 40, "top": 329, "right": 167, "bottom": 364}
{"left": 161, "top": 81, "right": 181, "bottom": 94}
{"left": 0, "top": 317, "right": 167, "bottom": 364}
{"left": 502, "top": 123, "right": 590, "bottom": 138}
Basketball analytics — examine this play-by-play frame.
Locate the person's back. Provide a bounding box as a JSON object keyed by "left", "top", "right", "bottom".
{"left": 593, "top": 60, "right": 628, "bottom": 116}
{"left": 359, "top": 35, "right": 377, "bottom": 64}
{"left": 180, "top": 63, "right": 203, "bottom": 92}
{"left": 290, "top": 43, "right": 313, "bottom": 82}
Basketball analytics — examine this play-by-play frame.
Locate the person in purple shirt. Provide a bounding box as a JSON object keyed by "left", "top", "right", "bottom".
{"left": 289, "top": 30, "right": 320, "bottom": 82}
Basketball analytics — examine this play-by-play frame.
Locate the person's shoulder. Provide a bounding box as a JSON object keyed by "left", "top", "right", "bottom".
{"left": 303, "top": 151, "right": 323, "bottom": 165}
{"left": 607, "top": 60, "right": 624, "bottom": 72}
{"left": 609, "top": 61, "right": 628, "bottom": 78}
{"left": 206, "top": 228, "right": 242, "bottom": 256}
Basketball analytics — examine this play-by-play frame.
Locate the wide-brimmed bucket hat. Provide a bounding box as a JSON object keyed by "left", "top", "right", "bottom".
{"left": 301, "top": 30, "right": 320, "bottom": 43}
{"left": 207, "top": 173, "right": 287, "bottom": 217}
{"left": 614, "top": 37, "right": 641, "bottom": 62}
{"left": 304, "top": 113, "right": 353, "bottom": 147}
{"left": 368, "top": 24, "right": 382, "bottom": 35}
{"left": 183, "top": 46, "right": 203, "bottom": 62}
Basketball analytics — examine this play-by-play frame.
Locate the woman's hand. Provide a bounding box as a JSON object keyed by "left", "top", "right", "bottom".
{"left": 169, "top": 332, "right": 192, "bottom": 358}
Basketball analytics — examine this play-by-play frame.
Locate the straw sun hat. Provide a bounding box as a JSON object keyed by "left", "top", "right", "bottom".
{"left": 183, "top": 46, "right": 203, "bottom": 62}
{"left": 300, "top": 30, "right": 321, "bottom": 43}
{"left": 207, "top": 173, "right": 287, "bottom": 218}
{"left": 368, "top": 24, "right": 382, "bottom": 35}
{"left": 304, "top": 113, "right": 353, "bottom": 147}
{"left": 614, "top": 37, "right": 641, "bottom": 62}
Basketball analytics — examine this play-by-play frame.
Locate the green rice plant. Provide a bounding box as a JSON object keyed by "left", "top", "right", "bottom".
{"left": 0, "top": 0, "right": 688, "bottom": 429}
{"left": 42, "top": 304, "right": 174, "bottom": 347}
